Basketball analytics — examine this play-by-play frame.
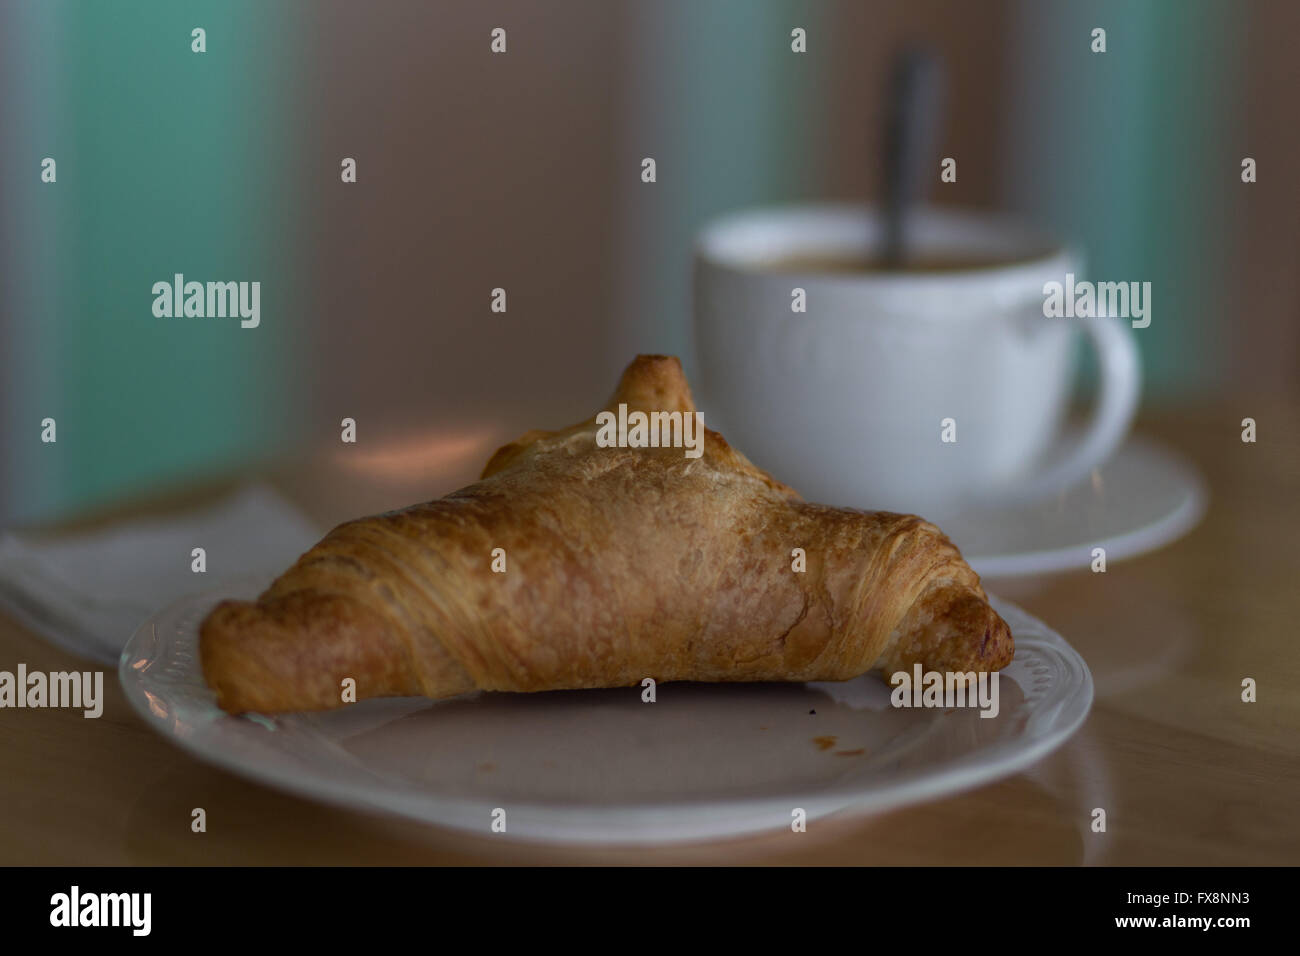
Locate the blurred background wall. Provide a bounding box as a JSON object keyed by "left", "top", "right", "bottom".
{"left": 1, "top": 0, "right": 306, "bottom": 521}
{"left": 2, "top": 0, "right": 1296, "bottom": 526}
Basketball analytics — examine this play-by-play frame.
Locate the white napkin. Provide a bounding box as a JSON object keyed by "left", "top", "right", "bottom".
{"left": 0, "top": 484, "right": 322, "bottom": 665}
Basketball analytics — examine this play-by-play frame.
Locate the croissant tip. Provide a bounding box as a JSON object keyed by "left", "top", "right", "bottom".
{"left": 629, "top": 352, "right": 683, "bottom": 370}
{"left": 199, "top": 593, "right": 424, "bottom": 714}
{"left": 927, "top": 591, "right": 1014, "bottom": 674}
{"left": 611, "top": 354, "right": 696, "bottom": 414}
{"left": 977, "top": 610, "right": 1015, "bottom": 671}
{"left": 886, "top": 587, "right": 1015, "bottom": 678}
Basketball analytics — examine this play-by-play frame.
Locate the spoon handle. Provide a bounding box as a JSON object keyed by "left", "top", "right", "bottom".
{"left": 881, "top": 47, "right": 946, "bottom": 268}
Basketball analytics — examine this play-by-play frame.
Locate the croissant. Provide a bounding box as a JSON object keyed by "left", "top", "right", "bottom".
{"left": 200, "top": 355, "right": 1012, "bottom": 713}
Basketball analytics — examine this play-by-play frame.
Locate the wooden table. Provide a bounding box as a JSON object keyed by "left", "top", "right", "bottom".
{"left": 2, "top": 397, "right": 1298, "bottom": 865}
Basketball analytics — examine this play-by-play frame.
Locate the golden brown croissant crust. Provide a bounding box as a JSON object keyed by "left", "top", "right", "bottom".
{"left": 201, "top": 355, "right": 1012, "bottom": 713}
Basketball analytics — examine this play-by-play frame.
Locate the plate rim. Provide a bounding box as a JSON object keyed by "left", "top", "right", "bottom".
{"left": 118, "top": 580, "right": 1094, "bottom": 845}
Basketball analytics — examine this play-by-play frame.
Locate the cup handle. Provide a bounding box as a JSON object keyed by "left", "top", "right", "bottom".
{"left": 992, "top": 311, "right": 1142, "bottom": 503}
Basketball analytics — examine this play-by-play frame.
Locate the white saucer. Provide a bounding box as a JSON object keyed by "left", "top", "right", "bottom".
{"left": 120, "top": 578, "right": 1092, "bottom": 845}
{"left": 940, "top": 436, "right": 1207, "bottom": 578}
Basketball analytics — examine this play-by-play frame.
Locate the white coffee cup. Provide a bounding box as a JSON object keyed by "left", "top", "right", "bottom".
{"left": 693, "top": 203, "right": 1141, "bottom": 517}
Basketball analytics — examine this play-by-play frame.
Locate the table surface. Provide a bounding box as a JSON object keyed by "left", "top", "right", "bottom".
{"left": 2, "top": 395, "right": 1298, "bottom": 865}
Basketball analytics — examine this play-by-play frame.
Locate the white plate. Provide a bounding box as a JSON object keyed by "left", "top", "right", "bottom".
{"left": 944, "top": 436, "right": 1207, "bottom": 578}
{"left": 119, "top": 578, "right": 1093, "bottom": 845}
